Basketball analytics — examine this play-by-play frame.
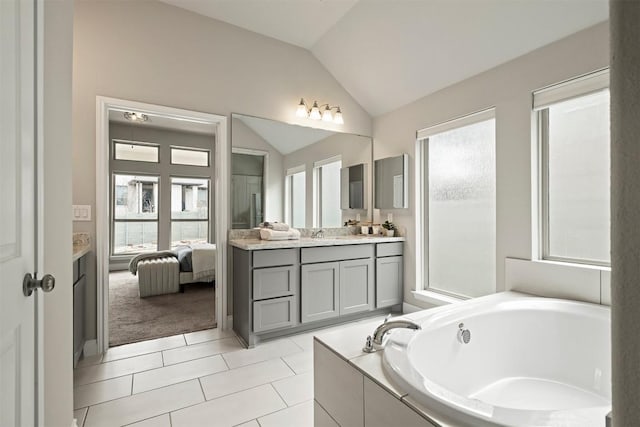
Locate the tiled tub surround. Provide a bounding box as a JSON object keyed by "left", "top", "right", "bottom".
{"left": 230, "top": 236, "right": 405, "bottom": 347}
{"left": 314, "top": 292, "right": 611, "bottom": 427}
{"left": 73, "top": 316, "right": 390, "bottom": 427}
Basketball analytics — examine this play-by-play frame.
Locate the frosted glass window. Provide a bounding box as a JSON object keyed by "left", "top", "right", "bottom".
{"left": 171, "top": 147, "right": 209, "bottom": 166}
{"left": 544, "top": 90, "right": 610, "bottom": 264}
{"left": 114, "top": 141, "right": 159, "bottom": 162}
{"left": 427, "top": 118, "right": 496, "bottom": 298}
{"left": 287, "top": 171, "right": 306, "bottom": 228}
{"left": 318, "top": 160, "right": 342, "bottom": 227}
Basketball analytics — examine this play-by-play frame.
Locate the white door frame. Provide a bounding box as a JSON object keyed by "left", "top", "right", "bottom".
{"left": 95, "top": 96, "right": 228, "bottom": 354}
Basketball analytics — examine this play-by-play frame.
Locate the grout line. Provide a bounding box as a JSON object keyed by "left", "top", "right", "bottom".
{"left": 74, "top": 355, "right": 164, "bottom": 387}
{"left": 197, "top": 377, "right": 207, "bottom": 400}
{"left": 315, "top": 399, "right": 341, "bottom": 427}
{"left": 162, "top": 337, "right": 242, "bottom": 366}
{"left": 73, "top": 376, "right": 135, "bottom": 410}
{"left": 79, "top": 407, "right": 88, "bottom": 427}
{"left": 120, "top": 413, "right": 170, "bottom": 427}
{"left": 161, "top": 351, "right": 165, "bottom": 367}
{"left": 268, "top": 382, "right": 290, "bottom": 407}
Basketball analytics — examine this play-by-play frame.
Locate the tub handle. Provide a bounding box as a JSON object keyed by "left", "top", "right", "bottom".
{"left": 363, "top": 335, "right": 375, "bottom": 353}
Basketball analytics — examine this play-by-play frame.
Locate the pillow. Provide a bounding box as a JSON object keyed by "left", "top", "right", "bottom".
{"left": 173, "top": 246, "right": 193, "bottom": 272}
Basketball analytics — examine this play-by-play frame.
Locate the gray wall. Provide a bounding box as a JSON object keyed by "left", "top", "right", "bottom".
{"left": 372, "top": 22, "right": 609, "bottom": 310}
{"left": 43, "top": 0, "right": 74, "bottom": 425}
{"left": 73, "top": 0, "right": 372, "bottom": 342}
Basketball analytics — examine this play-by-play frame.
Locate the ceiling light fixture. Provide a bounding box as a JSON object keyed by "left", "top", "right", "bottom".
{"left": 124, "top": 111, "right": 149, "bottom": 123}
{"left": 296, "top": 98, "right": 343, "bottom": 125}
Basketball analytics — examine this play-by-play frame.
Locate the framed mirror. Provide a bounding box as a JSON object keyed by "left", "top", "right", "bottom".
{"left": 375, "top": 153, "right": 409, "bottom": 209}
{"left": 231, "top": 114, "right": 372, "bottom": 228}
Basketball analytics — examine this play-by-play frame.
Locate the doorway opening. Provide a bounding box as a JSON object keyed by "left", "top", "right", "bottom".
{"left": 231, "top": 148, "right": 268, "bottom": 229}
{"left": 95, "top": 97, "right": 228, "bottom": 352}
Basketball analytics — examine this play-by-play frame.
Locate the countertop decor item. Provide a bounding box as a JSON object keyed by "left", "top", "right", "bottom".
{"left": 382, "top": 221, "right": 396, "bottom": 237}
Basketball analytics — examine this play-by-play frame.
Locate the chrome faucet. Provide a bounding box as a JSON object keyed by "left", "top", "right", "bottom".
{"left": 363, "top": 317, "right": 421, "bottom": 352}
{"left": 311, "top": 229, "right": 324, "bottom": 238}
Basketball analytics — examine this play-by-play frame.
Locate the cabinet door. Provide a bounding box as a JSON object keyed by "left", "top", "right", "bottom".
{"left": 376, "top": 256, "right": 403, "bottom": 307}
{"left": 301, "top": 262, "right": 340, "bottom": 323}
{"left": 73, "top": 276, "right": 86, "bottom": 365}
{"left": 340, "top": 258, "right": 374, "bottom": 315}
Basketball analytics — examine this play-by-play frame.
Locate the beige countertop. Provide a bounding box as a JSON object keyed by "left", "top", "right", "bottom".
{"left": 229, "top": 235, "right": 405, "bottom": 250}
{"left": 72, "top": 243, "right": 90, "bottom": 262}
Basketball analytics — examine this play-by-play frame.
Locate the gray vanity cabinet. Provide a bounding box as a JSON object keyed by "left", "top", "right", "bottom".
{"left": 300, "top": 262, "right": 340, "bottom": 323}
{"left": 300, "top": 245, "right": 375, "bottom": 324}
{"left": 232, "top": 239, "right": 403, "bottom": 347}
{"left": 233, "top": 247, "right": 299, "bottom": 346}
{"left": 339, "top": 258, "right": 374, "bottom": 315}
{"left": 73, "top": 254, "right": 87, "bottom": 367}
{"left": 376, "top": 243, "right": 404, "bottom": 307}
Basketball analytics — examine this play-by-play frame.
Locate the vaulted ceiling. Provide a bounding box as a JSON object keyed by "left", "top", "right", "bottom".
{"left": 159, "top": 0, "right": 608, "bottom": 117}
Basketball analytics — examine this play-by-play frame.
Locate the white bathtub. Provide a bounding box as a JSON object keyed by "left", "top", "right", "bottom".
{"left": 383, "top": 292, "right": 611, "bottom": 426}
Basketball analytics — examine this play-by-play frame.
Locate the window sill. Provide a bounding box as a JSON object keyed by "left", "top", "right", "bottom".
{"left": 536, "top": 258, "right": 610, "bottom": 272}
{"left": 412, "top": 290, "right": 463, "bottom": 307}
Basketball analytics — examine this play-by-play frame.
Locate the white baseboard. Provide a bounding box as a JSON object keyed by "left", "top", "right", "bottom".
{"left": 83, "top": 339, "right": 98, "bottom": 357}
{"left": 226, "top": 315, "right": 233, "bottom": 330}
{"left": 402, "top": 302, "right": 424, "bottom": 314}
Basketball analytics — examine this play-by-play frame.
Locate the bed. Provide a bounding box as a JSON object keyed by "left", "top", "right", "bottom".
{"left": 129, "top": 243, "right": 216, "bottom": 297}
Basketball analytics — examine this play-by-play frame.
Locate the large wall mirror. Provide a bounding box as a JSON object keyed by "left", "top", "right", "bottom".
{"left": 231, "top": 114, "right": 372, "bottom": 229}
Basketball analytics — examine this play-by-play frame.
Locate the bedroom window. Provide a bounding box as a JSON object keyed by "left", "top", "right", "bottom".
{"left": 171, "top": 177, "right": 210, "bottom": 248}
{"left": 112, "top": 174, "right": 159, "bottom": 255}
{"left": 171, "top": 147, "right": 210, "bottom": 167}
{"left": 285, "top": 166, "right": 306, "bottom": 228}
{"left": 418, "top": 109, "right": 496, "bottom": 298}
{"left": 113, "top": 140, "right": 159, "bottom": 163}
{"left": 535, "top": 70, "right": 610, "bottom": 265}
{"left": 314, "top": 156, "right": 342, "bottom": 228}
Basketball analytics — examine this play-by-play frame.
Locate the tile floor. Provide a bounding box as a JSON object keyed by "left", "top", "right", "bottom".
{"left": 74, "top": 316, "right": 386, "bottom": 427}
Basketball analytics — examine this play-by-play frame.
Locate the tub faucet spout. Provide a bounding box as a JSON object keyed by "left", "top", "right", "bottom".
{"left": 372, "top": 319, "right": 421, "bottom": 345}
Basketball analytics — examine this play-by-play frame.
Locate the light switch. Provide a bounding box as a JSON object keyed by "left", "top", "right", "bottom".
{"left": 72, "top": 205, "right": 92, "bottom": 221}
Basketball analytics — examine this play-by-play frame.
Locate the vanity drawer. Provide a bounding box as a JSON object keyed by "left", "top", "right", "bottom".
{"left": 377, "top": 242, "right": 403, "bottom": 257}
{"left": 301, "top": 244, "right": 374, "bottom": 264}
{"left": 253, "top": 266, "right": 296, "bottom": 300}
{"left": 253, "top": 248, "right": 297, "bottom": 268}
{"left": 253, "top": 296, "right": 296, "bottom": 333}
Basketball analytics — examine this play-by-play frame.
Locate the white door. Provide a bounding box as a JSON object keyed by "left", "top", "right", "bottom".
{"left": 0, "top": 0, "right": 39, "bottom": 425}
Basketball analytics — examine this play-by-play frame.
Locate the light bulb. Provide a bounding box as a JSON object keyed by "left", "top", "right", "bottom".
{"left": 333, "top": 108, "right": 344, "bottom": 125}
{"left": 322, "top": 106, "right": 333, "bottom": 122}
{"left": 296, "top": 98, "right": 308, "bottom": 118}
{"left": 309, "top": 101, "right": 321, "bottom": 120}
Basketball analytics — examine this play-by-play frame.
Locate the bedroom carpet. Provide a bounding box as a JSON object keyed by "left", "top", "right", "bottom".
{"left": 109, "top": 271, "right": 216, "bottom": 347}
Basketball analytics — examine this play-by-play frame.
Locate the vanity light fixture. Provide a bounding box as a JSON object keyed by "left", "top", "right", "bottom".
{"left": 296, "top": 98, "right": 343, "bottom": 125}
{"left": 124, "top": 111, "right": 149, "bottom": 123}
